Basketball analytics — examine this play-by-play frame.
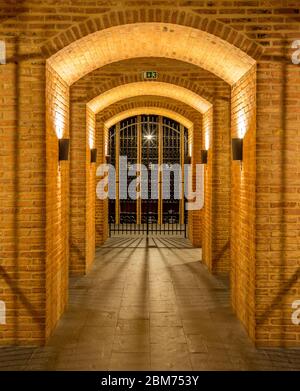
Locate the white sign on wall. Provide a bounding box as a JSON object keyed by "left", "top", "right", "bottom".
{"left": 0, "top": 41, "right": 6, "bottom": 64}
{"left": 292, "top": 300, "right": 300, "bottom": 325}
{"left": 292, "top": 40, "right": 300, "bottom": 65}
{"left": 0, "top": 301, "right": 6, "bottom": 325}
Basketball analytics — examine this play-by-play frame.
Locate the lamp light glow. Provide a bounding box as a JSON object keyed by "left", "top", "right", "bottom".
{"left": 237, "top": 106, "right": 248, "bottom": 139}
{"left": 205, "top": 132, "right": 210, "bottom": 150}
{"left": 145, "top": 134, "right": 154, "bottom": 141}
{"left": 55, "top": 111, "right": 64, "bottom": 139}
{"left": 89, "top": 135, "right": 94, "bottom": 150}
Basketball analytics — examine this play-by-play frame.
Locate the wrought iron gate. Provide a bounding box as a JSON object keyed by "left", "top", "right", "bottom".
{"left": 108, "top": 115, "right": 189, "bottom": 237}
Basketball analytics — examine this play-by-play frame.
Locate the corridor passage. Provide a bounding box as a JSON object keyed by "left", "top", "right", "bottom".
{"left": 1, "top": 238, "right": 300, "bottom": 371}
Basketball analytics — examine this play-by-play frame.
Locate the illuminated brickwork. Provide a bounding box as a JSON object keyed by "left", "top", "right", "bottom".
{"left": 0, "top": 2, "right": 299, "bottom": 348}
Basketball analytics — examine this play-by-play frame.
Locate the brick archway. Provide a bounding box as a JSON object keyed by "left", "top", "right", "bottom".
{"left": 104, "top": 107, "right": 193, "bottom": 130}
{"left": 47, "top": 22, "right": 256, "bottom": 86}
{"left": 88, "top": 82, "right": 212, "bottom": 115}
{"left": 41, "top": 9, "right": 263, "bottom": 62}
{"left": 69, "top": 70, "right": 223, "bottom": 275}
{"left": 68, "top": 82, "right": 212, "bottom": 275}
{"left": 45, "top": 16, "right": 258, "bottom": 345}
{"left": 97, "top": 96, "right": 199, "bottom": 124}
{"left": 71, "top": 61, "right": 218, "bottom": 107}
{"left": 99, "top": 96, "right": 201, "bottom": 125}
{"left": 1, "top": 0, "right": 299, "bottom": 352}
{"left": 94, "top": 104, "right": 199, "bottom": 248}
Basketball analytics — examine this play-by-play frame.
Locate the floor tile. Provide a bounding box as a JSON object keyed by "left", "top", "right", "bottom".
{"left": 1, "top": 237, "right": 300, "bottom": 371}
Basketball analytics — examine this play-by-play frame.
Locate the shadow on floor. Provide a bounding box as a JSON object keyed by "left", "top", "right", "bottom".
{"left": 0, "top": 237, "right": 300, "bottom": 371}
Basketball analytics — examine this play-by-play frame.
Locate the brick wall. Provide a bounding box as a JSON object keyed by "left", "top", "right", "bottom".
{"left": 95, "top": 119, "right": 108, "bottom": 247}
{"left": 69, "top": 92, "right": 97, "bottom": 276}
{"left": 0, "top": 38, "right": 47, "bottom": 345}
{"left": 188, "top": 117, "right": 203, "bottom": 248}
{"left": 202, "top": 108, "right": 213, "bottom": 270}
{"left": 45, "top": 65, "right": 69, "bottom": 341}
{"left": 201, "top": 97, "right": 232, "bottom": 275}
{"left": 255, "top": 59, "right": 300, "bottom": 347}
{"left": 211, "top": 97, "right": 232, "bottom": 273}
{"left": 86, "top": 107, "right": 96, "bottom": 271}
{"left": 69, "top": 91, "right": 86, "bottom": 275}
{"left": 231, "top": 66, "right": 257, "bottom": 342}
{"left": 0, "top": 1, "right": 299, "bottom": 347}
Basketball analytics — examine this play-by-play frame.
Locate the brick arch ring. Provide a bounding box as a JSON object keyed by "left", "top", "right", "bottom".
{"left": 46, "top": 21, "right": 258, "bottom": 86}
{"left": 74, "top": 71, "right": 216, "bottom": 107}
{"left": 88, "top": 82, "right": 212, "bottom": 116}
{"left": 41, "top": 8, "right": 264, "bottom": 64}
{"left": 98, "top": 96, "right": 202, "bottom": 126}
{"left": 104, "top": 107, "right": 194, "bottom": 130}
{"left": 85, "top": 82, "right": 212, "bottom": 152}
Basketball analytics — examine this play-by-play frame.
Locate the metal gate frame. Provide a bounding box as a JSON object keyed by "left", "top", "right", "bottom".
{"left": 108, "top": 115, "right": 189, "bottom": 237}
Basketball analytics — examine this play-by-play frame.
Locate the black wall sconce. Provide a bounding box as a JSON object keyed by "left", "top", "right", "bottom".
{"left": 200, "top": 150, "right": 208, "bottom": 164}
{"left": 184, "top": 156, "right": 191, "bottom": 164}
{"left": 59, "top": 138, "right": 70, "bottom": 161}
{"left": 91, "top": 148, "right": 97, "bottom": 163}
{"left": 232, "top": 138, "right": 243, "bottom": 161}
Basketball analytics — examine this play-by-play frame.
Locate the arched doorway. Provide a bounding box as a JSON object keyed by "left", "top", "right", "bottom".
{"left": 44, "top": 19, "right": 257, "bottom": 345}
{"left": 107, "top": 114, "right": 190, "bottom": 237}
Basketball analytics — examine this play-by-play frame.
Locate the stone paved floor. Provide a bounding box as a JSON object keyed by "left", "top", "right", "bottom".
{"left": 1, "top": 236, "right": 300, "bottom": 371}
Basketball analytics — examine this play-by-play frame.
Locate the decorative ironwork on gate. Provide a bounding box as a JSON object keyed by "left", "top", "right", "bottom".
{"left": 108, "top": 115, "right": 189, "bottom": 236}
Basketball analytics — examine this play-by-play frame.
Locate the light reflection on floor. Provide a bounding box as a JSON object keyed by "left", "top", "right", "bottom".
{"left": 1, "top": 237, "right": 300, "bottom": 371}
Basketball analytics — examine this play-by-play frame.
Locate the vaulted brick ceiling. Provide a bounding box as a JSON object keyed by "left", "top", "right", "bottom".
{"left": 48, "top": 23, "right": 256, "bottom": 85}
{"left": 70, "top": 57, "right": 230, "bottom": 106}
{"left": 97, "top": 95, "right": 201, "bottom": 125}
{"left": 104, "top": 107, "right": 193, "bottom": 130}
